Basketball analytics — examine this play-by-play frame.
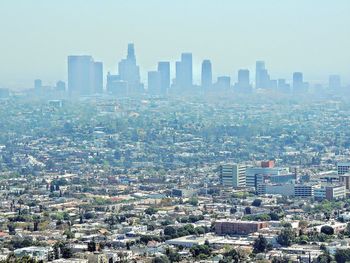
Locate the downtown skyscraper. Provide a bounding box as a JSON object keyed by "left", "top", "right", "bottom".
{"left": 201, "top": 60, "right": 212, "bottom": 90}
{"left": 255, "top": 61, "right": 270, "bottom": 89}
{"left": 158, "top": 62, "right": 170, "bottom": 95}
{"left": 174, "top": 53, "right": 193, "bottom": 91}
{"left": 68, "top": 55, "right": 103, "bottom": 96}
{"left": 234, "top": 69, "right": 252, "bottom": 93}
{"left": 118, "top": 43, "right": 144, "bottom": 94}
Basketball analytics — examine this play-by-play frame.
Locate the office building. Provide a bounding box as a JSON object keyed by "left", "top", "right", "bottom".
{"left": 0, "top": 88, "right": 9, "bottom": 99}
{"left": 106, "top": 73, "right": 128, "bottom": 96}
{"left": 277, "top": 79, "right": 291, "bottom": 93}
{"left": 314, "top": 185, "right": 346, "bottom": 201}
{"left": 234, "top": 69, "right": 252, "bottom": 93}
{"left": 68, "top": 55, "right": 103, "bottom": 96}
{"left": 246, "top": 161, "right": 289, "bottom": 189}
{"left": 148, "top": 71, "right": 162, "bottom": 95}
{"left": 294, "top": 184, "right": 314, "bottom": 198}
{"left": 216, "top": 76, "right": 231, "bottom": 90}
{"left": 174, "top": 53, "right": 193, "bottom": 90}
{"left": 220, "top": 164, "right": 246, "bottom": 187}
{"left": 257, "top": 183, "right": 295, "bottom": 196}
{"left": 158, "top": 62, "right": 170, "bottom": 95}
{"left": 339, "top": 174, "right": 350, "bottom": 190}
{"left": 255, "top": 61, "right": 270, "bottom": 89}
{"left": 34, "top": 79, "right": 42, "bottom": 91}
{"left": 118, "top": 43, "right": 143, "bottom": 94}
{"left": 329, "top": 75, "right": 341, "bottom": 91}
{"left": 293, "top": 72, "right": 309, "bottom": 94}
{"left": 55, "top": 81, "right": 66, "bottom": 92}
{"left": 215, "top": 220, "right": 268, "bottom": 235}
{"left": 94, "top": 62, "right": 103, "bottom": 94}
{"left": 201, "top": 60, "right": 212, "bottom": 89}
{"left": 337, "top": 162, "right": 350, "bottom": 175}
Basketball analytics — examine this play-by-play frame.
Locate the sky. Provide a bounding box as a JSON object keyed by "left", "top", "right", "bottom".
{"left": 0, "top": 0, "right": 350, "bottom": 89}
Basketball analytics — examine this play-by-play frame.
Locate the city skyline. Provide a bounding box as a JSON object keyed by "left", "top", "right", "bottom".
{"left": 1, "top": 0, "right": 350, "bottom": 89}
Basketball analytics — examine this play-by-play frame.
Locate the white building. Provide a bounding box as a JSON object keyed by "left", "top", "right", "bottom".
{"left": 220, "top": 164, "right": 246, "bottom": 188}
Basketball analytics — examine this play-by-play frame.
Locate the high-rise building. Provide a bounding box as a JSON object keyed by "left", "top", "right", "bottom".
{"left": 216, "top": 76, "right": 231, "bottom": 90}
{"left": 55, "top": 81, "right": 66, "bottom": 92}
{"left": 94, "top": 62, "right": 103, "bottom": 94}
{"left": 293, "top": 72, "right": 308, "bottom": 94}
{"left": 329, "top": 75, "right": 341, "bottom": 91}
{"left": 277, "top": 79, "right": 291, "bottom": 93}
{"left": 158, "top": 62, "right": 170, "bottom": 95}
{"left": 34, "top": 79, "right": 42, "bottom": 90}
{"left": 106, "top": 73, "right": 128, "bottom": 96}
{"left": 201, "top": 59, "right": 212, "bottom": 89}
{"left": 68, "top": 55, "right": 102, "bottom": 96}
{"left": 234, "top": 69, "right": 252, "bottom": 93}
{"left": 118, "top": 43, "right": 143, "bottom": 94}
{"left": 174, "top": 53, "right": 193, "bottom": 90}
{"left": 34, "top": 79, "right": 43, "bottom": 96}
{"left": 255, "top": 61, "right": 270, "bottom": 89}
{"left": 0, "top": 88, "right": 10, "bottom": 99}
{"left": 148, "top": 71, "right": 162, "bottom": 95}
{"left": 220, "top": 164, "right": 246, "bottom": 188}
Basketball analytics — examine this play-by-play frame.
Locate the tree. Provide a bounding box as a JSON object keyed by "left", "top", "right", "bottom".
{"left": 145, "top": 207, "right": 158, "bottom": 215}
{"left": 320, "top": 225, "right": 334, "bottom": 235}
{"left": 252, "top": 199, "right": 262, "bottom": 207}
{"left": 219, "top": 248, "right": 246, "bottom": 263}
{"left": 88, "top": 239, "right": 97, "bottom": 252}
{"left": 165, "top": 247, "right": 181, "bottom": 262}
{"left": 7, "top": 223, "right": 16, "bottom": 235}
{"left": 269, "top": 212, "right": 280, "bottom": 221}
{"left": 299, "top": 220, "right": 309, "bottom": 229}
{"left": 53, "top": 242, "right": 72, "bottom": 259}
{"left": 271, "top": 256, "right": 291, "bottom": 263}
{"left": 188, "top": 196, "right": 198, "bottom": 206}
{"left": 190, "top": 245, "right": 212, "bottom": 258}
{"left": 153, "top": 256, "right": 170, "bottom": 263}
{"left": 335, "top": 249, "right": 350, "bottom": 263}
{"left": 164, "top": 226, "right": 177, "bottom": 237}
{"left": 253, "top": 235, "right": 269, "bottom": 253}
{"left": 230, "top": 207, "right": 237, "bottom": 214}
{"left": 345, "top": 223, "right": 350, "bottom": 236}
{"left": 277, "top": 227, "right": 295, "bottom": 247}
{"left": 195, "top": 226, "right": 205, "bottom": 235}
{"left": 317, "top": 252, "right": 332, "bottom": 263}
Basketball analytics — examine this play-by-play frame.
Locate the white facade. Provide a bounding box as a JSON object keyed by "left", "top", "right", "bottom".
{"left": 220, "top": 164, "right": 246, "bottom": 187}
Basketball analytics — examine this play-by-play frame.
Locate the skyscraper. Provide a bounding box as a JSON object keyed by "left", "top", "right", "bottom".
{"left": 174, "top": 53, "right": 193, "bottom": 90}
{"left": 293, "top": 72, "right": 308, "bottom": 94}
{"left": 201, "top": 59, "right": 212, "bottom": 89}
{"left": 158, "top": 62, "right": 170, "bottom": 95}
{"left": 68, "top": 55, "right": 102, "bottom": 96}
{"left": 118, "top": 43, "right": 143, "bottom": 94}
{"left": 55, "top": 81, "right": 66, "bottom": 92}
{"left": 216, "top": 76, "right": 231, "bottom": 90}
{"left": 106, "top": 72, "right": 128, "bottom": 96}
{"left": 329, "top": 75, "right": 341, "bottom": 91}
{"left": 148, "top": 71, "right": 162, "bottom": 95}
{"left": 234, "top": 69, "right": 252, "bottom": 93}
{"left": 255, "top": 61, "right": 271, "bottom": 89}
{"left": 94, "top": 62, "right": 103, "bottom": 94}
{"left": 277, "top": 79, "right": 290, "bottom": 93}
{"left": 34, "top": 79, "right": 42, "bottom": 91}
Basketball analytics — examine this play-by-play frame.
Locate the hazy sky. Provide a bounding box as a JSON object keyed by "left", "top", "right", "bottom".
{"left": 1, "top": 0, "right": 349, "bottom": 89}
